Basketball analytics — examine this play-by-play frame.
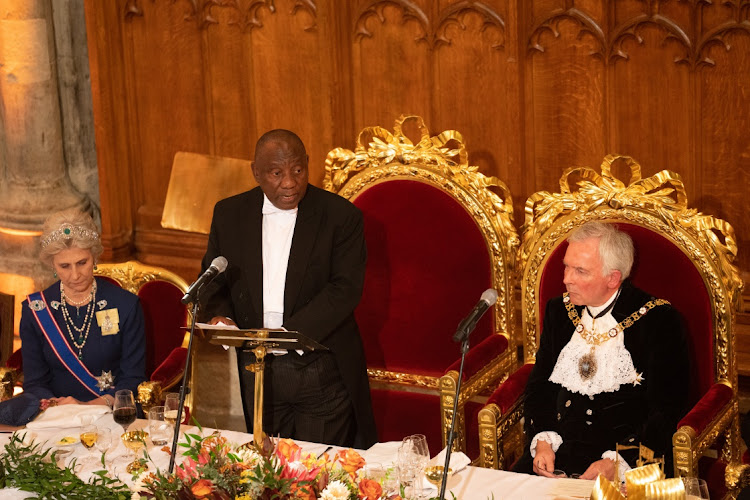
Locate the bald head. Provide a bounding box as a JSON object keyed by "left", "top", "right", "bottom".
{"left": 254, "top": 129, "right": 307, "bottom": 163}
{"left": 252, "top": 129, "right": 310, "bottom": 210}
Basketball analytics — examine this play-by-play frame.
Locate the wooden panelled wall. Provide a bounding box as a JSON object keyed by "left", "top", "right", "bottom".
{"left": 84, "top": 0, "right": 749, "bottom": 284}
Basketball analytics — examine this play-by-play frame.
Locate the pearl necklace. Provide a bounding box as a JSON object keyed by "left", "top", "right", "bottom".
{"left": 60, "top": 281, "right": 97, "bottom": 359}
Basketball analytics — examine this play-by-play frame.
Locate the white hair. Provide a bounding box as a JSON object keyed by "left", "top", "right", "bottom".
{"left": 567, "top": 221, "right": 634, "bottom": 279}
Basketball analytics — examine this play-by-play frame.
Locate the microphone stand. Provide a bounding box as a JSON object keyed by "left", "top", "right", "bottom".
{"left": 168, "top": 299, "right": 199, "bottom": 473}
{"left": 439, "top": 336, "right": 470, "bottom": 499}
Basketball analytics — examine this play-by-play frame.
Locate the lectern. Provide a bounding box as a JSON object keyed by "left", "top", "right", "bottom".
{"left": 201, "top": 325, "right": 328, "bottom": 446}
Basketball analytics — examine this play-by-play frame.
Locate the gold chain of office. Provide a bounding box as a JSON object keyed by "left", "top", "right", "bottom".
{"left": 563, "top": 292, "right": 670, "bottom": 346}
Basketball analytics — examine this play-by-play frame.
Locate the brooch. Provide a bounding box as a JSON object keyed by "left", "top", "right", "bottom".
{"left": 97, "top": 300, "right": 107, "bottom": 310}
{"left": 50, "top": 301, "right": 60, "bottom": 310}
{"left": 29, "top": 300, "right": 46, "bottom": 311}
{"left": 95, "top": 370, "right": 115, "bottom": 391}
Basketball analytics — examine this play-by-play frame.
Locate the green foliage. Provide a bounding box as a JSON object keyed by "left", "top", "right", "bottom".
{"left": 0, "top": 433, "right": 131, "bottom": 499}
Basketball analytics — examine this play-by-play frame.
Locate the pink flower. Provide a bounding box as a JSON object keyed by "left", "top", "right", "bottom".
{"left": 175, "top": 457, "right": 199, "bottom": 481}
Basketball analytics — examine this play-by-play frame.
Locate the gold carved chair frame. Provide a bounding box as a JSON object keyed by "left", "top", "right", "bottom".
{"left": 325, "top": 115, "right": 519, "bottom": 452}
{"left": 477, "top": 155, "right": 744, "bottom": 493}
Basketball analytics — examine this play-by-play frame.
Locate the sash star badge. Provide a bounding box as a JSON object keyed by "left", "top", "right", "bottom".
{"left": 96, "top": 370, "right": 114, "bottom": 391}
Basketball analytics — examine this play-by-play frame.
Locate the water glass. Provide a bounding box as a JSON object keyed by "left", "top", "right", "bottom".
{"left": 164, "top": 392, "right": 180, "bottom": 425}
{"left": 683, "top": 478, "right": 710, "bottom": 499}
{"left": 148, "top": 405, "right": 172, "bottom": 445}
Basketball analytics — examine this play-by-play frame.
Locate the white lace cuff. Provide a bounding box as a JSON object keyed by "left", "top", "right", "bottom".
{"left": 601, "top": 450, "right": 631, "bottom": 483}
{"left": 530, "top": 431, "right": 563, "bottom": 457}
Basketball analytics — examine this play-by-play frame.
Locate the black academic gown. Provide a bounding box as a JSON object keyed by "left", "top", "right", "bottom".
{"left": 517, "top": 281, "right": 689, "bottom": 475}
{"left": 199, "top": 185, "right": 377, "bottom": 448}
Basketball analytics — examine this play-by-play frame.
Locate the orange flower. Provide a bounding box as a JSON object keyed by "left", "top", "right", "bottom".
{"left": 358, "top": 478, "right": 383, "bottom": 500}
{"left": 277, "top": 438, "right": 303, "bottom": 462}
{"left": 336, "top": 449, "right": 365, "bottom": 475}
{"left": 290, "top": 481, "right": 316, "bottom": 500}
{"left": 190, "top": 479, "right": 214, "bottom": 498}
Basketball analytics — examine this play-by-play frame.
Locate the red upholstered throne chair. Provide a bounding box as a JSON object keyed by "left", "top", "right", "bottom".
{"left": 94, "top": 261, "right": 191, "bottom": 408}
{"left": 325, "top": 115, "right": 519, "bottom": 456}
{"left": 477, "top": 156, "right": 746, "bottom": 499}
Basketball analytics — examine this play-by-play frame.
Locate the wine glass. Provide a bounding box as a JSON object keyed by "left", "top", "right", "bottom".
{"left": 164, "top": 392, "right": 180, "bottom": 426}
{"left": 95, "top": 427, "right": 113, "bottom": 470}
{"left": 113, "top": 389, "right": 137, "bottom": 431}
{"left": 121, "top": 429, "right": 149, "bottom": 474}
{"left": 79, "top": 424, "right": 98, "bottom": 455}
{"left": 148, "top": 405, "right": 171, "bottom": 446}
{"left": 401, "top": 434, "right": 430, "bottom": 499}
{"left": 683, "top": 478, "right": 710, "bottom": 499}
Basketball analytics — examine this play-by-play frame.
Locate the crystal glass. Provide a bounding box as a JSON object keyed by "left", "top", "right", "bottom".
{"left": 121, "top": 429, "right": 149, "bottom": 474}
{"left": 683, "top": 478, "right": 710, "bottom": 499}
{"left": 79, "top": 424, "right": 98, "bottom": 452}
{"left": 400, "top": 434, "right": 430, "bottom": 499}
{"left": 113, "top": 389, "right": 137, "bottom": 431}
{"left": 163, "top": 392, "right": 180, "bottom": 426}
{"left": 148, "top": 405, "right": 172, "bottom": 446}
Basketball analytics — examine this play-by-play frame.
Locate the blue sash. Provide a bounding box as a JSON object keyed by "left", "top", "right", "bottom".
{"left": 27, "top": 291, "right": 102, "bottom": 397}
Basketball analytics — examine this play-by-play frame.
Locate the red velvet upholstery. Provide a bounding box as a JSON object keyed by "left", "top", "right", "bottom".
{"left": 137, "top": 280, "right": 189, "bottom": 379}
{"left": 354, "top": 179, "right": 495, "bottom": 455}
{"left": 150, "top": 347, "right": 188, "bottom": 386}
{"left": 538, "top": 223, "right": 713, "bottom": 406}
{"left": 446, "top": 334, "right": 508, "bottom": 381}
{"left": 677, "top": 383, "right": 733, "bottom": 435}
{"left": 355, "top": 180, "right": 493, "bottom": 376}
{"left": 486, "top": 363, "right": 534, "bottom": 414}
{"left": 6, "top": 349, "right": 22, "bottom": 371}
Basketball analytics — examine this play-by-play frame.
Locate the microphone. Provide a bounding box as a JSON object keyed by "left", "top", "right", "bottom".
{"left": 452, "top": 288, "right": 498, "bottom": 343}
{"left": 181, "top": 256, "right": 228, "bottom": 305}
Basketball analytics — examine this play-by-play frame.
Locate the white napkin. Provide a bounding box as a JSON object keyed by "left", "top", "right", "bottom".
{"left": 421, "top": 447, "right": 471, "bottom": 491}
{"left": 26, "top": 404, "right": 110, "bottom": 429}
{"left": 364, "top": 441, "right": 402, "bottom": 467}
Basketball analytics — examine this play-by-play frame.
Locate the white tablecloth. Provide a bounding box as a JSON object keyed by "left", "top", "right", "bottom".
{"left": 0, "top": 414, "right": 592, "bottom": 499}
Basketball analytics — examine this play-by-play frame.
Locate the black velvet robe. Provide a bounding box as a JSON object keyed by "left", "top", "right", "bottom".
{"left": 516, "top": 281, "right": 689, "bottom": 475}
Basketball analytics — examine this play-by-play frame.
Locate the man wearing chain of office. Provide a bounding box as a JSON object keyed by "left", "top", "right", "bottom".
{"left": 514, "top": 221, "right": 689, "bottom": 481}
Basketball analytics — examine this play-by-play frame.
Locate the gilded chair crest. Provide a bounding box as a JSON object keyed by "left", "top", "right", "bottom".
{"left": 325, "top": 115, "right": 519, "bottom": 455}
{"left": 478, "top": 155, "right": 744, "bottom": 496}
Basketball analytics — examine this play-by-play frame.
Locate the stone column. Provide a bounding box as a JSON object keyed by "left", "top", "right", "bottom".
{"left": 0, "top": 0, "right": 89, "bottom": 284}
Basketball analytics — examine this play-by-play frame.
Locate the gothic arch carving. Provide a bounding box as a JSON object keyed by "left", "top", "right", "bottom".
{"left": 124, "top": 0, "right": 317, "bottom": 33}
{"left": 434, "top": 2, "right": 506, "bottom": 50}
{"left": 528, "top": 7, "right": 605, "bottom": 58}
{"left": 353, "top": 0, "right": 430, "bottom": 45}
{"left": 696, "top": 22, "right": 750, "bottom": 68}
{"left": 609, "top": 14, "right": 692, "bottom": 65}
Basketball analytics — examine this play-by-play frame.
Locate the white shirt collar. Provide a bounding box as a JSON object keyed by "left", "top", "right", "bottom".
{"left": 586, "top": 287, "right": 620, "bottom": 317}
{"left": 262, "top": 194, "right": 298, "bottom": 215}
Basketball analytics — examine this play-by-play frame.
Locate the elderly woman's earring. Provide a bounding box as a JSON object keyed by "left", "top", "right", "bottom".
{"left": 93, "top": 263, "right": 98, "bottom": 271}
{"left": 53, "top": 270, "right": 57, "bottom": 279}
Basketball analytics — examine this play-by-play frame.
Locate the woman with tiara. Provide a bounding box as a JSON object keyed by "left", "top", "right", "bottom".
{"left": 18, "top": 209, "right": 146, "bottom": 407}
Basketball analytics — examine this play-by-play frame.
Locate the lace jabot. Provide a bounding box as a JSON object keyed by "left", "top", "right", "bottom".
{"left": 549, "top": 294, "right": 641, "bottom": 397}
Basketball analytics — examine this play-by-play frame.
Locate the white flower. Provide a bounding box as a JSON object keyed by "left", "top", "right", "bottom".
{"left": 320, "top": 480, "right": 351, "bottom": 500}
{"left": 235, "top": 446, "right": 262, "bottom": 466}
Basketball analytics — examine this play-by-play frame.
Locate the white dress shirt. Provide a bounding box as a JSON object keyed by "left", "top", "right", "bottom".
{"left": 261, "top": 194, "right": 297, "bottom": 329}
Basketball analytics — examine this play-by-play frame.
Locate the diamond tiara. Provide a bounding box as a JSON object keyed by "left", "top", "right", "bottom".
{"left": 40, "top": 223, "right": 100, "bottom": 249}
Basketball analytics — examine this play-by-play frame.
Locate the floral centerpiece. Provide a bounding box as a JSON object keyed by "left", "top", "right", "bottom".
{"left": 134, "top": 429, "right": 404, "bottom": 500}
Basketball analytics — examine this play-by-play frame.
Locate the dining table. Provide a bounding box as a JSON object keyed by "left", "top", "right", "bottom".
{"left": 0, "top": 405, "right": 593, "bottom": 499}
